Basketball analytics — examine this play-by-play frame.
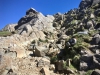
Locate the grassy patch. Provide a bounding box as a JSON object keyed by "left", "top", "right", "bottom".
{"left": 50, "top": 55, "right": 58, "bottom": 64}
{"left": 85, "top": 70, "right": 93, "bottom": 75}
{"left": 0, "top": 31, "right": 12, "bottom": 37}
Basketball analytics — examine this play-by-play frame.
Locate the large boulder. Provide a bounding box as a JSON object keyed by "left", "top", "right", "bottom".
{"left": 37, "top": 58, "right": 50, "bottom": 67}
{"left": 34, "top": 46, "right": 49, "bottom": 57}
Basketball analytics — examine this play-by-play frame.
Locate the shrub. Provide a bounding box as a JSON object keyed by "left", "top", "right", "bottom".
{"left": 51, "top": 56, "right": 58, "bottom": 64}
{"left": 31, "top": 40, "right": 36, "bottom": 44}
{"left": 63, "top": 62, "right": 67, "bottom": 69}
{"left": 39, "top": 38, "right": 48, "bottom": 43}
{"left": 85, "top": 70, "right": 93, "bottom": 75}
{"left": 72, "top": 55, "right": 80, "bottom": 66}
{"left": 11, "top": 31, "right": 17, "bottom": 34}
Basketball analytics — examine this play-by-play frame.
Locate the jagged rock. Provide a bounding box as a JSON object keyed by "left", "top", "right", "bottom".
{"left": 55, "top": 60, "right": 64, "bottom": 71}
{"left": 48, "top": 47, "right": 59, "bottom": 56}
{"left": 37, "top": 58, "right": 50, "bottom": 67}
{"left": 90, "top": 13, "right": 95, "bottom": 19}
{"left": 49, "top": 64, "right": 55, "bottom": 70}
{"left": 23, "top": 24, "right": 33, "bottom": 33}
{"left": 56, "top": 44, "right": 63, "bottom": 49}
{"left": 95, "top": 23, "right": 100, "bottom": 29}
{"left": 34, "top": 46, "right": 49, "bottom": 57}
{"left": 28, "top": 44, "right": 35, "bottom": 50}
{"left": 2, "top": 24, "right": 17, "bottom": 32}
{"left": 86, "top": 21, "right": 94, "bottom": 30}
{"left": 60, "top": 34, "right": 69, "bottom": 40}
{"left": 41, "top": 67, "right": 50, "bottom": 75}
{"left": 92, "top": 54, "right": 100, "bottom": 69}
{"left": 92, "top": 34, "right": 100, "bottom": 45}
{"left": 92, "top": 0, "right": 100, "bottom": 6}
{"left": 80, "top": 54, "right": 100, "bottom": 70}
{"left": 91, "top": 69, "right": 100, "bottom": 75}
{"left": 80, "top": 49, "right": 88, "bottom": 55}
{"left": 5, "top": 51, "right": 17, "bottom": 58}
{"left": 79, "top": 0, "right": 100, "bottom": 11}
{"left": 80, "top": 61, "right": 88, "bottom": 71}
{"left": 79, "top": 0, "right": 92, "bottom": 10}
{"left": 15, "top": 8, "right": 55, "bottom": 34}
{"left": 26, "top": 8, "right": 38, "bottom": 15}
{"left": 53, "top": 22, "right": 59, "bottom": 27}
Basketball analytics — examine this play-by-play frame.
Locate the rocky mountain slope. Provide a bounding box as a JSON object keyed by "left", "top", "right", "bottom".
{"left": 1, "top": 0, "right": 100, "bottom": 75}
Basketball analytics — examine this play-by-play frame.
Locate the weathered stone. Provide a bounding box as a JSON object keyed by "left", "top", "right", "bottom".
{"left": 37, "top": 58, "right": 50, "bottom": 67}
{"left": 5, "top": 52, "right": 17, "bottom": 58}
{"left": 91, "top": 69, "right": 100, "bottom": 75}
{"left": 92, "top": 34, "right": 100, "bottom": 45}
{"left": 34, "top": 46, "right": 49, "bottom": 57}
{"left": 41, "top": 67, "right": 50, "bottom": 75}
{"left": 78, "top": 30, "right": 88, "bottom": 34}
{"left": 80, "top": 61, "right": 88, "bottom": 71}
{"left": 86, "top": 21, "right": 94, "bottom": 30}
{"left": 26, "top": 8, "right": 38, "bottom": 15}
{"left": 60, "top": 34, "right": 68, "bottom": 40}
{"left": 49, "top": 64, "right": 55, "bottom": 70}
{"left": 1, "top": 69, "right": 8, "bottom": 75}
{"left": 90, "top": 13, "right": 95, "bottom": 19}
{"left": 56, "top": 44, "right": 63, "bottom": 49}
{"left": 55, "top": 60, "right": 64, "bottom": 71}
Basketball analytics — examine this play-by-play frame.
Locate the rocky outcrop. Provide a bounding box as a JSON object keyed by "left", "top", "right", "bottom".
{"left": 15, "top": 8, "right": 55, "bottom": 34}
{"left": 79, "top": 0, "right": 100, "bottom": 10}
{"left": 2, "top": 23, "right": 17, "bottom": 32}
{"left": 80, "top": 54, "right": 100, "bottom": 71}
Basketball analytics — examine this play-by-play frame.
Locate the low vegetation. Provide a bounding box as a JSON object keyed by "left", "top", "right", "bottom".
{"left": 0, "top": 31, "right": 12, "bottom": 37}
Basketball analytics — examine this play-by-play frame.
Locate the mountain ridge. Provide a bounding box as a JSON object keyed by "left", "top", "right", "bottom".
{"left": 1, "top": 0, "right": 100, "bottom": 75}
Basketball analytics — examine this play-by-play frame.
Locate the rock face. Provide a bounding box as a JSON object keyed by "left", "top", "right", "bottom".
{"left": 15, "top": 8, "right": 55, "bottom": 33}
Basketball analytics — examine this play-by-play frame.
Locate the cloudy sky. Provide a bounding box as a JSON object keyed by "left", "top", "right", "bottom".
{"left": 0, "top": 0, "right": 81, "bottom": 29}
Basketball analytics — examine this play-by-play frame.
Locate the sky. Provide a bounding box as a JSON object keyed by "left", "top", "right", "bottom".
{"left": 0, "top": 0, "right": 81, "bottom": 29}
